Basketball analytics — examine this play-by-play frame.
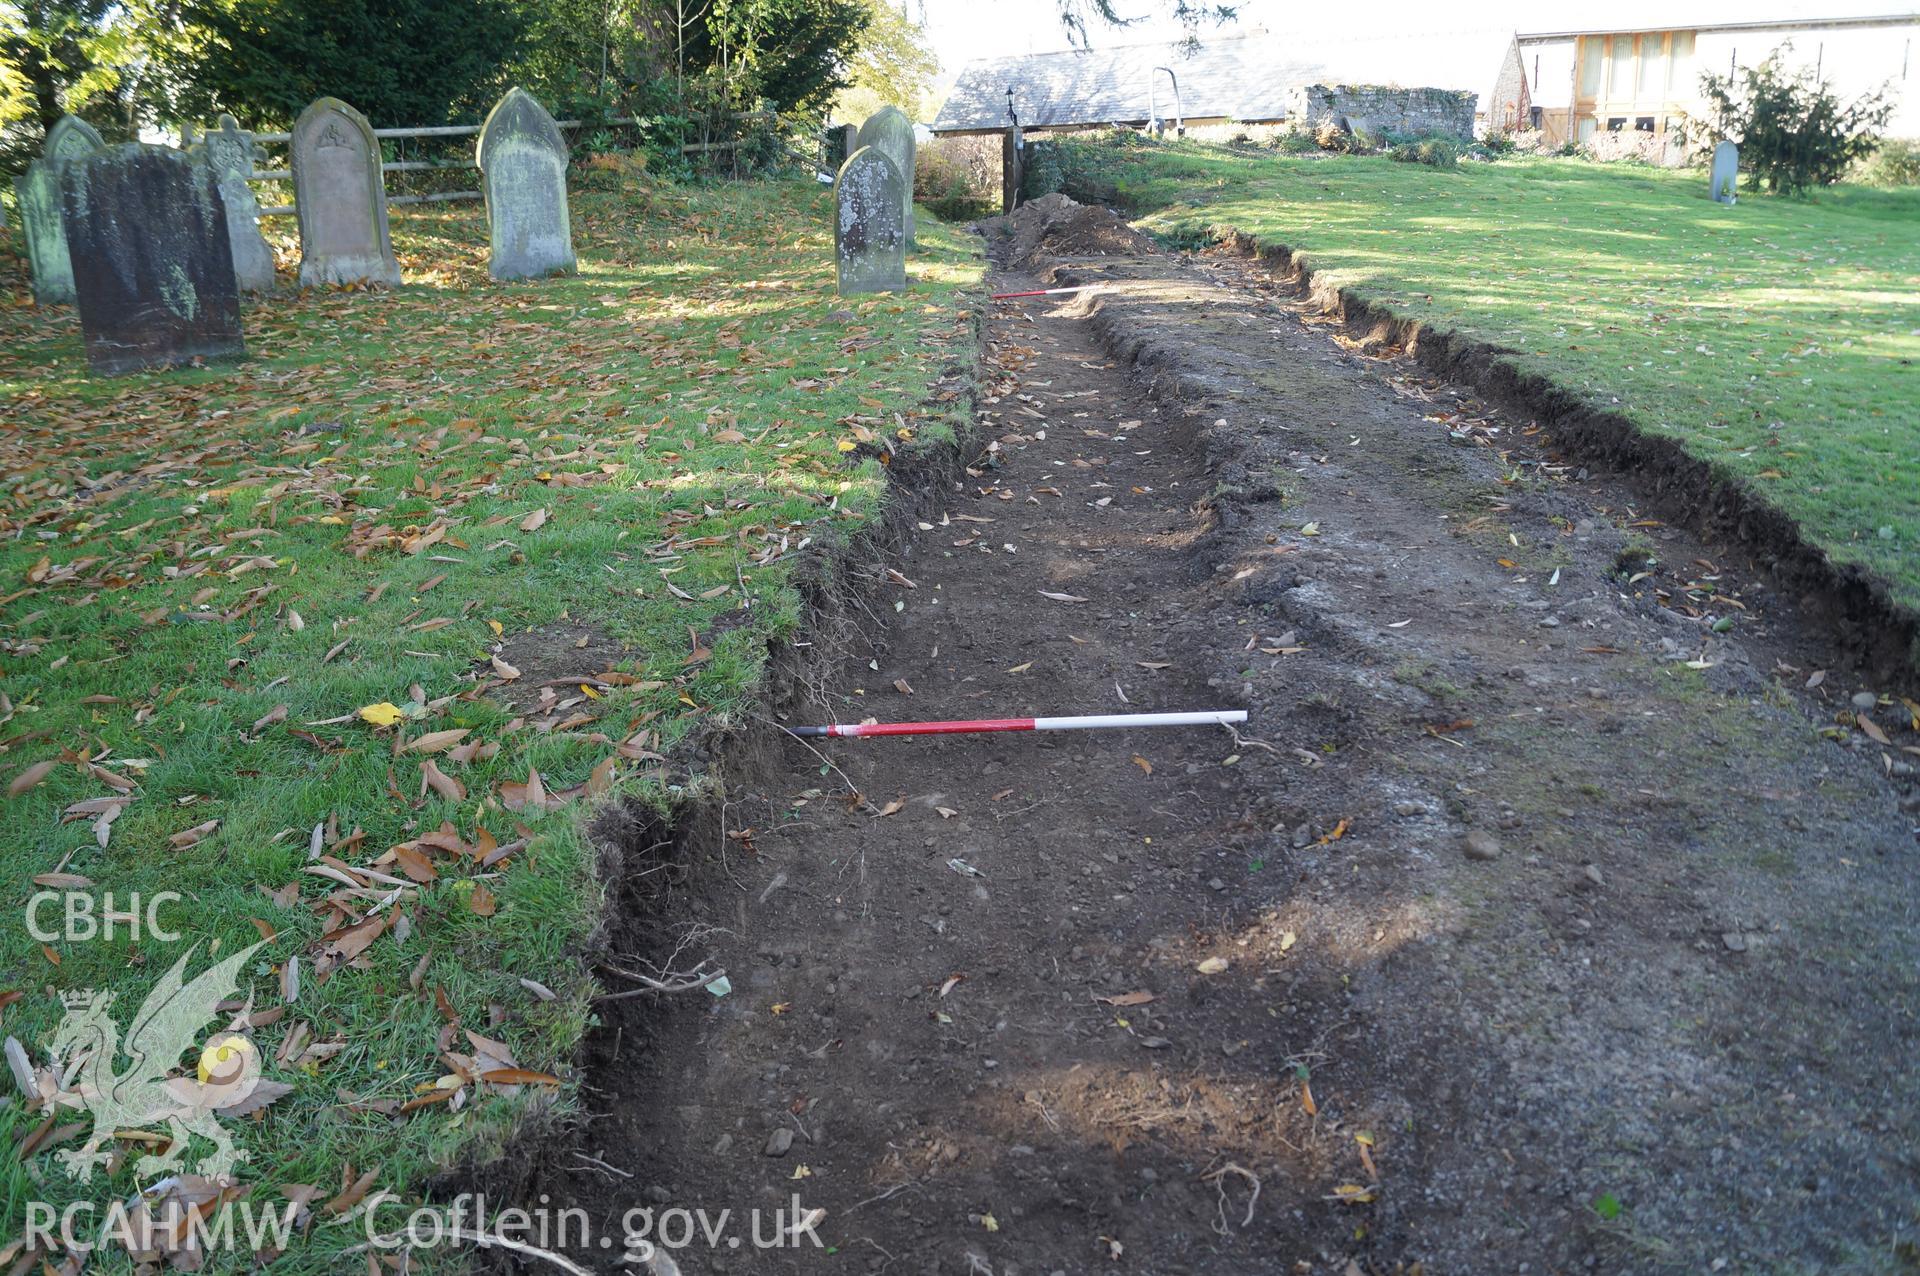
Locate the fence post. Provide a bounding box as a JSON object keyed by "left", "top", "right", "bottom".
{"left": 1002, "top": 127, "right": 1024, "bottom": 215}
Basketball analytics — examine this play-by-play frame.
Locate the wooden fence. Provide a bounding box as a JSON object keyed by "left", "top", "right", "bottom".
{"left": 235, "top": 116, "right": 743, "bottom": 216}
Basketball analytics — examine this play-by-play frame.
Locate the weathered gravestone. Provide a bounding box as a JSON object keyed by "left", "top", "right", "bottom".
{"left": 60, "top": 144, "right": 245, "bottom": 376}
{"left": 476, "top": 88, "right": 575, "bottom": 281}
{"left": 1710, "top": 140, "right": 1739, "bottom": 204}
{"left": 193, "top": 114, "right": 276, "bottom": 292}
{"left": 15, "top": 115, "right": 106, "bottom": 304}
{"left": 854, "top": 106, "right": 915, "bottom": 246}
{"left": 834, "top": 146, "right": 906, "bottom": 295}
{"left": 291, "top": 98, "right": 401, "bottom": 287}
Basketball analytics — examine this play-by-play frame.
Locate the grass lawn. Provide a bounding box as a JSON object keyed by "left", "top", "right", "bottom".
{"left": 1049, "top": 136, "right": 1920, "bottom": 618}
{"left": 0, "top": 173, "right": 980, "bottom": 1267}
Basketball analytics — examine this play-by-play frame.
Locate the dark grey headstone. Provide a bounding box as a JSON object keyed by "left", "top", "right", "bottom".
{"left": 1710, "top": 141, "right": 1739, "bottom": 204}
{"left": 854, "top": 106, "right": 915, "bottom": 247}
{"left": 61, "top": 144, "right": 245, "bottom": 376}
{"left": 477, "top": 88, "right": 575, "bottom": 281}
{"left": 290, "top": 97, "right": 401, "bottom": 287}
{"left": 834, "top": 146, "right": 906, "bottom": 295}
{"left": 17, "top": 115, "right": 106, "bottom": 305}
{"left": 194, "top": 114, "right": 276, "bottom": 292}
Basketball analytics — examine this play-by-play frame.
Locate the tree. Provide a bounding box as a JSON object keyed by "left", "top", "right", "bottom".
{"left": 157, "top": 0, "right": 530, "bottom": 128}
{"left": 832, "top": 0, "right": 935, "bottom": 123}
{"left": 1053, "top": 0, "right": 1235, "bottom": 47}
{"left": 0, "top": 0, "right": 134, "bottom": 130}
{"left": 1691, "top": 47, "right": 1892, "bottom": 195}
{"left": 683, "top": 0, "right": 867, "bottom": 116}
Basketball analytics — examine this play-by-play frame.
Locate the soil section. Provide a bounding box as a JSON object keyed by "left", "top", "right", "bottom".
{"left": 512, "top": 199, "right": 1919, "bottom": 1275}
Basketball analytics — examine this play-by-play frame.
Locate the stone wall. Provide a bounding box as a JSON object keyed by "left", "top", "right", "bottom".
{"left": 1289, "top": 85, "right": 1477, "bottom": 140}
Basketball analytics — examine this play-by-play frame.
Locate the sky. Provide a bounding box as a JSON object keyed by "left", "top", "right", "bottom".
{"left": 915, "top": 0, "right": 1909, "bottom": 95}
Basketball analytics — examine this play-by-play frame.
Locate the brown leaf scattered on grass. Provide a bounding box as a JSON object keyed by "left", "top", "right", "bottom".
{"left": 419, "top": 759, "right": 465, "bottom": 802}
{"left": 404, "top": 728, "right": 469, "bottom": 755}
{"left": 170, "top": 819, "right": 220, "bottom": 849}
{"left": 8, "top": 760, "right": 56, "bottom": 797}
{"left": 519, "top": 508, "right": 548, "bottom": 532}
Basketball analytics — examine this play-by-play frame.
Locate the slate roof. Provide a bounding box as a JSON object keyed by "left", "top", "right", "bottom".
{"left": 934, "top": 34, "right": 1320, "bottom": 133}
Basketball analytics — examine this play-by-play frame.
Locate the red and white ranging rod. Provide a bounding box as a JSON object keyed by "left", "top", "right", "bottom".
{"left": 786, "top": 709, "right": 1246, "bottom": 739}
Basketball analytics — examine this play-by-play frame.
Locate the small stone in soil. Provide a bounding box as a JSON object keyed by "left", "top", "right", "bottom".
{"left": 1584, "top": 864, "right": 1604, "bottom": 886}
{"left": 1722, "top": 932, "right": 1748, "bottom": 953}
{"left": 1851, "top": 691, "right": 1878, "bottom": 711}
{"left": 1394, "top": 799, "right": 1424, "bottom": 817}
{"left": 1463, "top": 830, "right": 1502, "bottom": 861}
{"left": 764, "top": 1128, "right": 794, "bottom": 1156}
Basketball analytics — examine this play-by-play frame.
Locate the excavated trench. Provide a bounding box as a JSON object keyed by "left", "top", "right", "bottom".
{"left": 474, "top": 196, "right": 1920, "bottom": 1276}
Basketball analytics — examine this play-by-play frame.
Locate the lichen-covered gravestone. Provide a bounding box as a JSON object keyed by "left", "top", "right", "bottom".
{"left": 854, "top": 106, "right": 915, "bottom": 247}
{"left": 834, "top": 146, "right": 906, "bottom": 295}
{"left": 1710, "top": 140, "right": 1739, "bottom": 205}
{"left": 15, "top": 115, "right": 106, "bottom": 305}
{"left": 194, "top": 114, "right": 276, "bottom": 292}
{"left": 476, "top": 88, "right": 575, "bottom": 281}
{"left": 291, "top": 97, "right": 401, "bottom": 287}
{"left": 60, "top": 144, "right": 245, "bottom": 376}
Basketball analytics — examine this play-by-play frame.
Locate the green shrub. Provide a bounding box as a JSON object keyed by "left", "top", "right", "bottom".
{"left": 916, "top": 135, "right": 998, "bottom": 220}
{"left": 1690, "top": 47, "right": 1892, "bottom": 194}
{"left": 1855, "top": 137, "right": 1920, "bottom": 186}
{"left": 1389, "top": 136, "right": 1459, "bottom": 168}
{"left": 1019, "top": 135, "right": 1126, "bottom": 207}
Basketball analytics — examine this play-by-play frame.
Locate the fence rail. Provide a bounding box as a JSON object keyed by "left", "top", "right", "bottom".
{"left": 242, "top": 115, "right": 747, "bottom": 217}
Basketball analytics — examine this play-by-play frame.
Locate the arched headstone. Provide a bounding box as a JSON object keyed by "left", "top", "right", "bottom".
{"left": 15, "top": 115, "right": 106, "bottom": 305}
{"left": 60, "top": 144, "right": 245, "bottom": 376}
{"left": 854, "top": 106, "right": 915, "bottom": 247}
{"left": 1710, "top": 141, "right": 1739, "bottom": 205}
{"left": 291, "top": 98, "right": 401, "bottom": 287}
{"left": 834, "top": 146, "right": 905, "bottom": 295}
{"left": 476, "top": 88, "right": 575, "bottom": 281}
{"left": 194, "top": 114, "right": 276, "bottom": 292}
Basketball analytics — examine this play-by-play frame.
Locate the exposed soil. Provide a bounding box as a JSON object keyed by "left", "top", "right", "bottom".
{"left": 506, "top": 198, "right": 1920, "bottom": 1275}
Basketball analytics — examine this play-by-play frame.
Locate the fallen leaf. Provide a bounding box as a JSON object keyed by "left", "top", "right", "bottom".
{"left": 1196, "top": 956, "right": 1229, "bottom": 975}
{"left": 404, "top": 729, "right": 470, "bottom": 755}
{"left": 1095, "top": 990, "right": 1156, "bottom": 1007}
{"left": 8, "top": 760, "right": 56, "bottom": 798}
{"left": 1132, "top": 755, "right": 1153, "bottom": 775}
{"left": 481, "top": 1067, "right": 560, "bottom": 1086}
{"left": 358, "top": 702, "right": 405, "bottom": 728}
{"left": 1037, "top": 591, "right": 1089, "bottom": 604}
{"left": 519, "top": 508, "right": 548, "bottom": 532}
{"left": 170, "top": 819, "right": 220, "bottom": 849}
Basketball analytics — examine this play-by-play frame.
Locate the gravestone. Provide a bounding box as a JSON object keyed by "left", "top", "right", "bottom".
{"left": 60, "top": 144, "right": 245, "bottom": 376}
{"left": 476, "top": 88, "right": 575, "bottom": 281}
{"left": 1710, "top": 140, "right": 1739, "bottom": 204}
{"left": 15, "top": 115, "right": 107, "bottom": 305}
{"left": 854, "top": 106, "right": 915, "bottom": 247}
{"left": 834, "top": 146, "right": 906, "bottom": 295}
{"left": 290, "top": 97, "right": 401, "bottom": 287}
{"left": 193, "top": 114, "right": 276, "bottom": 292}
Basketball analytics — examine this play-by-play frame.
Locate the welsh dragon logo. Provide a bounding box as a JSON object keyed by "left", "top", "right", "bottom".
{"left": 48, "top": 941, "right": 275, "bottom": 1183}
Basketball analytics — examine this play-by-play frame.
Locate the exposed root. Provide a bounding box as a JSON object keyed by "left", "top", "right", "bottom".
{"left": 1202, "top": 1161, "right": 1261, "bottom": 1234}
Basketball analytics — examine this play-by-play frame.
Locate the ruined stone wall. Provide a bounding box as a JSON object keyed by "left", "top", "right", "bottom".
{"left": 1289, "top": 85, "right": 1477, "bottom": 139}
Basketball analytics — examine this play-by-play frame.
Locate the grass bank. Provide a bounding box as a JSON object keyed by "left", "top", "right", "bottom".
{"left": 1042, "top": 136, "right": 1920, "bottom": 625}
{"left": 0, "top": 174, "right": 980, "bottom": 1268}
